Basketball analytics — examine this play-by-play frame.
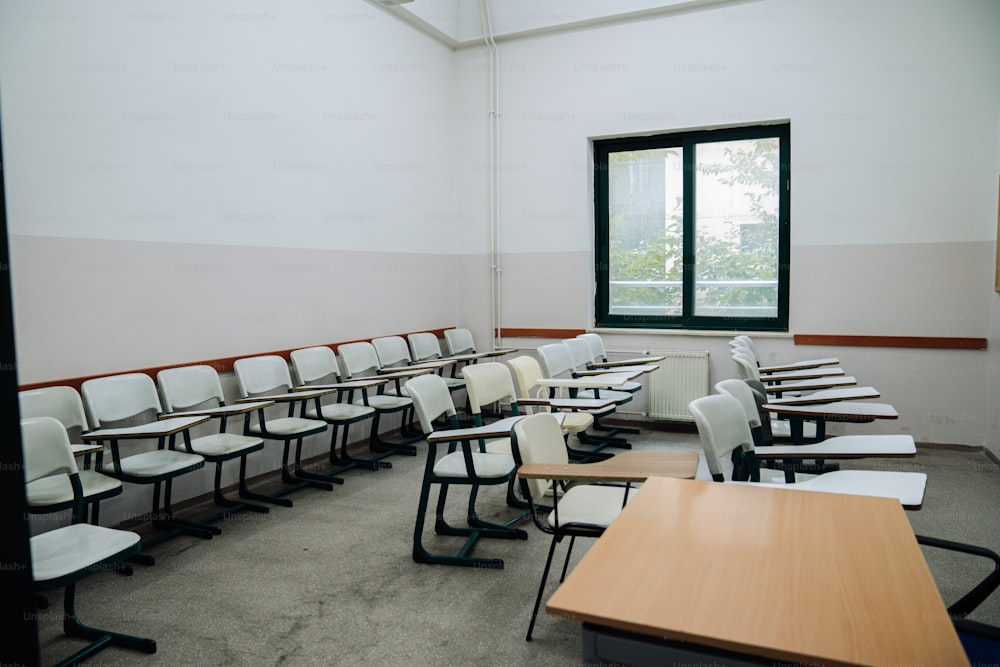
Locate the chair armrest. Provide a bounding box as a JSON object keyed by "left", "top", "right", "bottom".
{"left": 916, "top": 534, "right": 1000, "bottom": 618}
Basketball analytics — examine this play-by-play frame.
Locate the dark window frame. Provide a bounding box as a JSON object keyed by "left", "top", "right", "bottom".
{"left": 594, "top": 123, "right": 791, "bottom": 332}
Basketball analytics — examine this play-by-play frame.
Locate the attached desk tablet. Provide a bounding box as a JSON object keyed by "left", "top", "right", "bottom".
{"left": 766, "top": 386, "right": 880, "bottom": 405}
{"left": 592, "top": 354, "right": 665, "bottom": 369}
{"left": 427, "top": 414, "right": 565, "bottom": 444}
{"left": 547, "top": 476, "right": 968, "bottom": 667}
{"left": 518, "top": 449, "right": 699, "bottom": 484}
{"left": 760, "top": 366, "right": 846, "bottom": 382}
{"left": 536, "top": 373, "right": 634, "bottom": 397}
{"left": 764, "top": 375, "right": 857, "bottom": 396}
{"left": 757, "top": 356, "right": 839, "bottom": 373}
{"left": 763, "top": 399, "right": 897, "bottom": 444}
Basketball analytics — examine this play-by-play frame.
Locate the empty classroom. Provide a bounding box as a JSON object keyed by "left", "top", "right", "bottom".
{"left": 2, "top": 1, "right": 1000, "bottom": 665}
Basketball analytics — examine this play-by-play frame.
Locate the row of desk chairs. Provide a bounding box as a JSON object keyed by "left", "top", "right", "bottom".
{"left": 19, "top": 328, "right": 493, "bottom": 534}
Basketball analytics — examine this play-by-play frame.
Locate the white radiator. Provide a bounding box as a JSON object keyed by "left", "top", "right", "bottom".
{"left": 647, "top": 350, "right": 711, "bottom": 421}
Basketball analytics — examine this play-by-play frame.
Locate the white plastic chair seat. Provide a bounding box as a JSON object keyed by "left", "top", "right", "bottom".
{"left": 770, "top": 419, "right": 817, "bottom": 439}
{"left": 31, "top": 523, "right": 141, "bottom": 584}
{"left": 304, "top": 403, "right": 375, "bottom": 422}
{"left": 546, "top": 484, "right": 633, "bottom": 529}
{"left": 357, "top": 395, "right": 411, "bottom": 411}
{"left": 117, "top": 449, "right": 205, "bottom": 478}
{"left": 731, "top": 470, "right": 928, "bottom": 508}
{"left": 26, "top": 470, "right": 122, "bottom": 507}
{"left": 484, "top": 438, "right": 511, "bottom": 455}
{"left": 559, "top": 412, "right": 594, "bottom": 434}
{"left": 432, "top": 450, "right": 515, "bottom": 479}
{"left": 248, "top": 417, "right": 326, "bottom": 437}
{"left": 188, "top": 432, "right": 264, "bottom": 458}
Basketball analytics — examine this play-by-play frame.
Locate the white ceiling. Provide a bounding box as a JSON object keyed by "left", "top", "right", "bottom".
{"left": 363, "top": 0, "right": 758, "bottom": 48}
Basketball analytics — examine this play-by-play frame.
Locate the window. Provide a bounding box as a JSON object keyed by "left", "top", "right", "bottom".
{"left": 594, "top": 123, "right": 790, "bottom": 331}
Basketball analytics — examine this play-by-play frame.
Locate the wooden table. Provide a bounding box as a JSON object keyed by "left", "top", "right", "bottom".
{"left": 547, "top": 476, "right": 967, "bottom": 667}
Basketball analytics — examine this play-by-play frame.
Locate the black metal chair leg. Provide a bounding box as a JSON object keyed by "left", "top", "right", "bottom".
{"left": 58, "top": 582, "right": 157, "bottom": 666}
{"left": 527, "top": 535, "right": 561, "bottom": 641}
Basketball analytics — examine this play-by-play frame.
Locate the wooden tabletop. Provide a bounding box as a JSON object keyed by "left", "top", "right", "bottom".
{"left": 757, "top": 356, "right": 840, "bottom": 373}
{"left": 518, "top": 450, "right": 699, "bottom": 483}
{"left": 546, "top": 476, "right": 967, "bottom": 667}
{"left": 83, "top": 415, "right": 210, "bottom": 441}
{"left": 71, "top": 443, "right": 104, "bottom": 457}
{"left": 293, "top": 378, "right": 388, "bottom": 391}
{"left": 763, "top": 401, "right": 899, "bottom": 421}
{"left": 766, "top": 386, "right": 880, "bottom": 405}
{"left": 573, "top": 367, "right": 646, "bottom": 380}
{"left": 518, "top": 397, "right": 616, "bottom": 411}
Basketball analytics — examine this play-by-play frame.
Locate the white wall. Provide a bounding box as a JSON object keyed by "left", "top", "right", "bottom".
{"left": 454, "top": 0, "right": 1000, "bottom": 445}
{"left": 1, "top": 0, "right": 463, "bottom": 381}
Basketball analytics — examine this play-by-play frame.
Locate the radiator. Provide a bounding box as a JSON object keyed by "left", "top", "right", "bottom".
{"left": 646, "top": 350, "right": 711, "bottom": 421}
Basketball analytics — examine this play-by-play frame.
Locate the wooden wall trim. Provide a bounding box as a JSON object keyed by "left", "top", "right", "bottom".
{"left": 794, "top": 334, "right": 988, "bottom": 350}
{"left": 497, "top": 327, "right": 586, "bottom": 339}
{"left": 18, "top": 327, "right": 452, "bottom": 393}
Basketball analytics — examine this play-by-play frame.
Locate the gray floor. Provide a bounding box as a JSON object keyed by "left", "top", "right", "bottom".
{"left": 35, "top": 425, "right": 1000, "bottom": 666}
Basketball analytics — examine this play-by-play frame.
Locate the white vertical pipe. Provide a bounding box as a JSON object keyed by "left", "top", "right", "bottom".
{"left": 479, "top": 0, "right": 501, "bottom": 350}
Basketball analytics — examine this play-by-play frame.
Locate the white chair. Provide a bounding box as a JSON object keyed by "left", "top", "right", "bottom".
{"left": 730, "top": 334, "right": 839, "bottom": 373}
{"left": 157, "top": 365, "right": 275, "bottom": 514}
{"left": 443, "top": 327, "right": 478, "bottom": 356}
{"left": 405, "top": 373, "right": 527, "bottom": 568}
{"left": 81, "top": 373, "right": 220, "bottom": 551}
{"left": 407, "top": 331, "right": 466, "bottom": 393}
{"left": 24, "top": 416, "right": 157, "bottom": 665}
{"left": 289, "top": 346, "right": 387, "bottom": 472}
{"left": 563, "top": 337, "right": 642, "bottom": 395}
{"left": 507, "top": 355, "right": 611, "bottom": 462}
{"left": 337, "top": 341, "right": 424, "bottom": 455}
{"left": 18, "top": 386, "right": 122, "bottom": 526}
{"left": 688, "top": 394, "right": 926, "bottom": 509}
{"left": 511, "top": 413, "right": 634, "bottom": 640}
{"left": 536, "top": 342, "right": 634, "bottom": 446}
{"left": 233, "top": 355, "right": 336, "bottom": 494}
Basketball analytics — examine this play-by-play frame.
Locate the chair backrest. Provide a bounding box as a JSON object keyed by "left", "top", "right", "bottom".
{"left": 372, "top": 336, "right": 413, "bottom": 369}
{"left": 404, "top": 374, "right": 457, "bottom": 434}
{"left": 731, "top": 349, "right": 761, "bottom": 381}
{"left": 578, "top": 333, "right": 608, "bottom": 363}
{"left": 19, "top": 386, "right": 90, "bottom": 437}
{"left": 233, "top": 356, "right": 293, "bottom": 397}
{"left": 21, "top": 416, "right": 79, "bottom": 486}
{"left": 444, "top": 328, "right": 476, "bottom": 356}
{"left": 511, "top": 412, "right": 569, "bottom": 500}
{"left": 408, "top": 332, "right": 443, "bottom": 362}
{"left": 461, "top": 362, "right": 517, "bottom": 416}
{"left": 81, "top": 373, "right": 162, "bottom": 428}
{"left": 688, "top": 394, "right": 756, "bottom": 482}
{"left": 337, "top": 341, "right": 382, "bottom": 378}
{"left": 508, "top": 355, "right": 544, "bottom": 398}
{"left": 157, "top": 365, "right": 226, "bottom": 412}
{"left": 290, "top": 346, "right": 342, "bottom": 385}
{"left": 732, "top": 335, "right": 758, "bottom": 361}
{"left": 562, "top": 337, "right": 596, "bottom": 370}
{"left": 714, "top": 378, "right": 766, "bottom": 447}
{"left": 536, "top": 343, "right": 575, "bottom": 379}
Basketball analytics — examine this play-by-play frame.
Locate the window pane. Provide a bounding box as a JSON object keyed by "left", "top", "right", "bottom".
{"left": 693, "top": 138, "right": 780, "bottom": 319}
{"left": 607, "top": 148, "right": 683, "bottom": 317}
